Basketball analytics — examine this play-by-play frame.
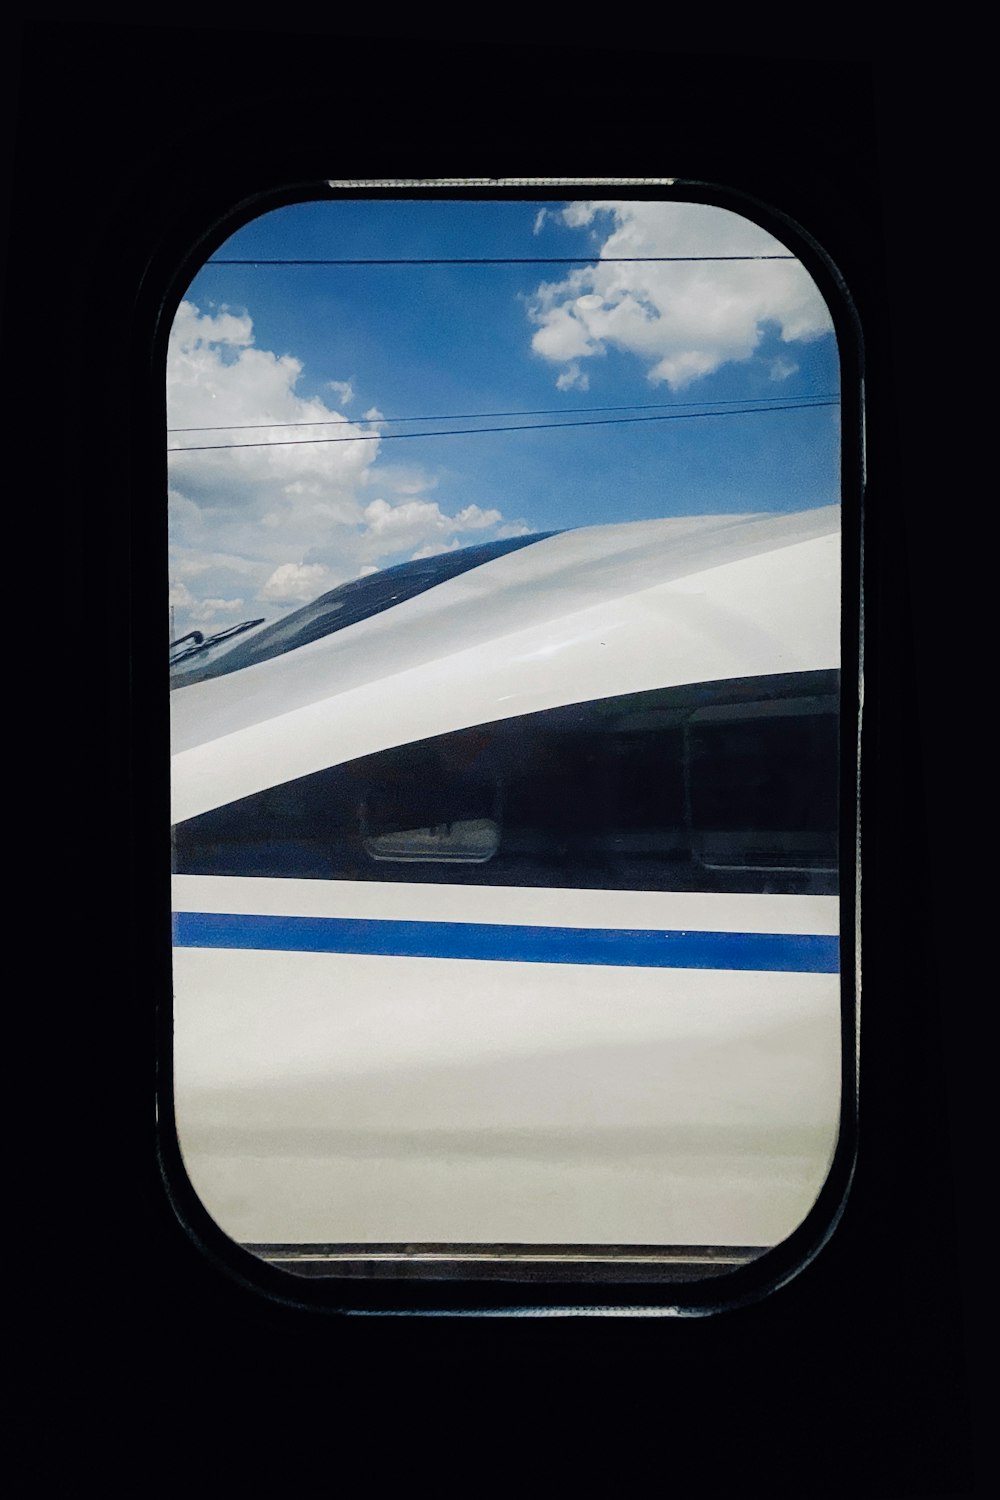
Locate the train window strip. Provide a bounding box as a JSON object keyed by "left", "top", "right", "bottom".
{"left": 172, "top": 669, "right": 839, "bottom": 896}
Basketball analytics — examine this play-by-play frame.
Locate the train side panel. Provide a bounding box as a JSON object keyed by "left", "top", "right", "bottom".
{"left": 173, "top": 877, "right": 840, "bottom": 1247}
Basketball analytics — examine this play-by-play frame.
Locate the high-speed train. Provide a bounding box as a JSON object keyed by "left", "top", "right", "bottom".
{"left": 170, "top": 505, "right": 843, "bottom": 1276}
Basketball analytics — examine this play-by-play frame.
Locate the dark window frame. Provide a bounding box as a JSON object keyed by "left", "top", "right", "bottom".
{"left": 31, "top": 29, "right": 971, "bottom": 1480}
{"left": 149, "top": 173, "right": 863, "bottom": 1317}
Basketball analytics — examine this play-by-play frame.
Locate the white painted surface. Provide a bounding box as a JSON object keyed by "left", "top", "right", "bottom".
{"left": 170, "top": 509, "right": 844, "bottom": 1253}
{"left": 173, "top": 874, "right": 839, "bottom": 936}
{"left": 173, "top": 944, "right": 840, "bottom": 1246}
{"left": 171, "top": 510, "right": 839, "bottom": 821}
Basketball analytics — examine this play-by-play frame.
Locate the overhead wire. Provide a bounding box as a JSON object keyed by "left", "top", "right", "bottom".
{"left": 169, "top": 392, "right": 840, "bottom": 434}
{"left": 207, "top": 254, "right": 797, "bottom": 266}
{"left": 168, "top": 398, "right": 840, "bottom": 453}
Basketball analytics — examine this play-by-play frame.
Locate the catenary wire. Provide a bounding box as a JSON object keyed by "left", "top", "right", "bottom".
{"left": 168, "top": 398, "right": 840, "bottom": 453}
{"left": 168, "top": 393, "right": 841, "bottom": 434}
{"left": 207, "top": 254, "right": 797, "bottom": 265}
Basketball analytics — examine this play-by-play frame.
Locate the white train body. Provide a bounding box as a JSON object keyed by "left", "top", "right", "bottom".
{"left": 170, "top": 507, "right": 843, "bottom": 1255}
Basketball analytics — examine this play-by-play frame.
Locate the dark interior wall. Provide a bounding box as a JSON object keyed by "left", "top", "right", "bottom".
{"left": 7, "top": 22, "right": 975, "bottom": 1493}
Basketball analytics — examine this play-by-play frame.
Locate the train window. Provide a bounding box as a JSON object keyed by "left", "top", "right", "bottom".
{"left": 173, "top": 670, "right": 838, "bottom": 895}
{"left": 361, "top": 769, "right": 502, "bottom": 865}
{"left": 687, "top": 696, "right": 839, "bottom": 874}
{"left": 167, "top": 188, "right": 854, "bottom": 1294}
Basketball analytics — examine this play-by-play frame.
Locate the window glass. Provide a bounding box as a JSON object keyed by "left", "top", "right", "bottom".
{"left": 169, "top": 190, "right": 849, "bottom": 1281}
{"left": 173, "top": 670, "right": 838, "bottom": 894}
{"left": 687, "top": 695, "right": 839, "bottom": 873}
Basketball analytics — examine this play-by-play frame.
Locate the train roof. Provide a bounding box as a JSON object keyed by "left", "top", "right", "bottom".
{"left": 169, "top": 530, "right": 558, "bottom": 689}
{"left": 171, "top": 505, "right": 840, "bottom": 822}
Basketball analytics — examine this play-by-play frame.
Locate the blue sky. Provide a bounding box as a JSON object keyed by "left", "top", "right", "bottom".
{"left": 167, "top": 197, "right": 839, "bottom": 635}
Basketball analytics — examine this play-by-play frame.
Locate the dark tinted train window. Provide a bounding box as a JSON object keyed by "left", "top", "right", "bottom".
{"left": 361, "top": 750, "right": 502, "bottom": 864}
{"left": 688, "top": 698, "right": 838, "bottom": 873}
{"left": 173, "top": 669, "right": 838, "bottom": 894}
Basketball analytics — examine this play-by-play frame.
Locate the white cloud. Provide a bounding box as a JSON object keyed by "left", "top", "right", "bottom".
{"left": 170, "top": 547, "right": 261, "bottom": 580}
{"left": 167, "top": 303, "right": 381, "bottom": 570}
{"left": 352, "top": 497, "right": 504, "bottom": 562}
{"left": 167, "top": 302, "right": 382, "bottom": 631}
{"left": 411, "top": 539, "right": 463, "bottom": 560}
{"left": 453, "top": 503, "right": 502, "bottom": 529}
{"left": 560, "top": 202, "right": 599, "bottom": 230}
{"left": 167, "top": 488, "right": 204, "bottom": 531}
{"left": 362, "top": 496, "right": 447, "bottom": 543}
{"left": 530, "top": 299, "right": 596, "bottom": 362}
{"left": 556, "top": 362, "right": 590, "bottom": 392}
{"left": 168, "top": 579, "right": 194, "bottom": 607}
{"left": 170, "top": 301, "right": 253, "bottom": 352}
{"left": 167, "top": 301, "right": 522, "bottom": 637}
{"left": 259, "top": 562, "right": 334, "bottom": 604}
{"left": 527, "top": 202, "right": 833, "bottom": 390}
{"left": 769, "top": 358, "right": 799, "bottom": 381}
{"left": 189, "top": 596, "right": 246, "bottom": 623}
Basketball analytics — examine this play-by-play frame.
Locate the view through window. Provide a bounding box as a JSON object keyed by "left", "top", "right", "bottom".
{"left": 168, "top": 191, "right": 846, "bottom": 1281}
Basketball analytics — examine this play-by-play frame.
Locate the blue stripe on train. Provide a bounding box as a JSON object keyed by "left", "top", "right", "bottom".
{"left": 172, "top": 912, "right": 839, "bottom": 973}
